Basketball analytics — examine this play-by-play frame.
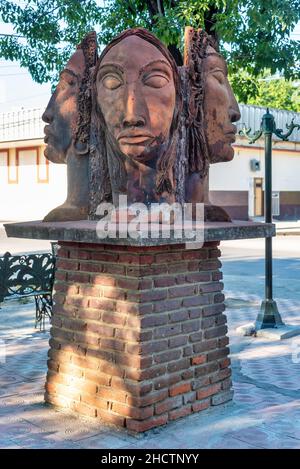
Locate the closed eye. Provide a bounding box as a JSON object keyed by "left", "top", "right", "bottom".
{"left": 102, "top": 74, "right": 123, "bottom": 90}
{"left": 143, "top": 73, "right": 169, "bottom": 88}
{"left": 211, "top": 70, "right": 226, "bottom": 84}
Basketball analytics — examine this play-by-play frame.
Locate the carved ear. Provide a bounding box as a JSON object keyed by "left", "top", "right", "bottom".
{"left": 73, "top": 140, "right": 89, "bottom": 156}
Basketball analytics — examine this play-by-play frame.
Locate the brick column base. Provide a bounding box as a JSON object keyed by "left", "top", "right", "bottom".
{"left": 45, "top": 241, "right": 232, "bottom": 432}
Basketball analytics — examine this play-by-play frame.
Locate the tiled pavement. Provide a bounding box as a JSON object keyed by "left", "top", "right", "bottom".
{"left": 1, "top": 256, "right": 300, "bottom": 449}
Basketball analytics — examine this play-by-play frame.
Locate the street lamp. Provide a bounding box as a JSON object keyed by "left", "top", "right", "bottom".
{"left": 240, "top": 108, "right": 300, "bottom": 331}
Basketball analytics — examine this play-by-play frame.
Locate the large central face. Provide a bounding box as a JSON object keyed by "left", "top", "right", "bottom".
{"left": 96, "top": 35, "right": 176, "bottom": 162}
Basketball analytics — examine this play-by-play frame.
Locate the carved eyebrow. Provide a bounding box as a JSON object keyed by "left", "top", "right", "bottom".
{"left": 60, "top": 69, "right": 78, "bottom": 80}
{"left": 205, "top": 53, "right": 228, "bottom": 75}
{"left": 139, "top": 59, "right": 172, "bottom": 76}
{"left": 98, "top": 63, "right": 125, "bottom": 75}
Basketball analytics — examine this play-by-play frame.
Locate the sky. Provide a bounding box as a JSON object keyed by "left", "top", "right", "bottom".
{"left": 0, "top": 3, "right": 300, "bottom": 115}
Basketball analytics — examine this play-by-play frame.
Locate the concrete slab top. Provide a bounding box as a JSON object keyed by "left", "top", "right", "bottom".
{"left": 4, "top": 219, "right": 275, "bottom": 246}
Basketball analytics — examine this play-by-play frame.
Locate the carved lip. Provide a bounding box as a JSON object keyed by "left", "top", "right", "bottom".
{"left": 224, "top": 126, "right": 237, "bottom": 142}
{"left": 44, "top": 125, "right": 54, "bottom": 143}
{"left": 117, "top": 131, "right": 155, "bottom": 145}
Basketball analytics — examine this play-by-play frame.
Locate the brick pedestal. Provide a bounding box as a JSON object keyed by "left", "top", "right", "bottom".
{"left": 45, "top": 241, "right": 232, "bottom": 432}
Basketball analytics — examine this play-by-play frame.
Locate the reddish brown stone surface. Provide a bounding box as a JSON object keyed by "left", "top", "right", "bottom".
{"left": 45, "top": 241, "right": 232, "bottom": 432}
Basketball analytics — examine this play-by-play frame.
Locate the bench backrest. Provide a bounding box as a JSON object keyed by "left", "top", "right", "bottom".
{"left": 0, "top": 251, "right": 56, "bottom": 302}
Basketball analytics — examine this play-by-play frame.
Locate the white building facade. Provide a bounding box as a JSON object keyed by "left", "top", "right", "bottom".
{"left": 0, "top": 105, "right": 299, "bottom": 221}
{"left": 0, "top": 108, "right": 66, "bottom": 221}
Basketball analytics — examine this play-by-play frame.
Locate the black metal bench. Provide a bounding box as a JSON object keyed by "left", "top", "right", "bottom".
{"left": 0, "top": 248, "right": 56, "bottom": 330}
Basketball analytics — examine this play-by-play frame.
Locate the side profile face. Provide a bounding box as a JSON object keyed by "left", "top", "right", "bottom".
{"left": 203, "top": 45, "right": 241, "bottom": 163}
{"left": 96, "top": 35, "right": 176, "bottom": 163}
{"left": 42, "top": 49, "right": 85, "bottom": 163}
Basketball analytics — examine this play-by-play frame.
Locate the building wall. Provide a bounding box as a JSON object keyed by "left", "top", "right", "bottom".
{"left": 209, "top": 138, "right": 300, "bottom": 220}
{"left": 0, "top": 139, "right": 67, "bottom": 221}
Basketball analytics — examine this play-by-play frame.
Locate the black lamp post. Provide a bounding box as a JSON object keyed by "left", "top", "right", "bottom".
{"left": 240, "top": 108, "right": 300, "bottom": 330}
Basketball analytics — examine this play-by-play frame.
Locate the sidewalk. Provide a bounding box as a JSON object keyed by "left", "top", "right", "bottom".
{"left": 1, "top": 259, "right": 300, "bottom": 448}
{"left": 275, "top": 220, "right": 300, "bottom": 235}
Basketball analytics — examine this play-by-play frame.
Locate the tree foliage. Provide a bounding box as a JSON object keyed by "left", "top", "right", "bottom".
{"left": 0, "top": 0, "right": 299, "bottom": 109}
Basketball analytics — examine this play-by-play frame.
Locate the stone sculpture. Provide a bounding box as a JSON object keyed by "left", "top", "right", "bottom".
{"left": 42, "top": 32, "right": 97, "bottom": 221}
{"left": 42, "top": 27, "right": 240, "bottom": 222}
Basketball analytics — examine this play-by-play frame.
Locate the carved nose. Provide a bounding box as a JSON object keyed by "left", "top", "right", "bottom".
{"left": 123, "top": 90, "right": 146, "bottom": 128}
{"left": 42, "top": 96, "right": 55, "bottom": 124}
{"left": 230, "top": 105, "right": 241, "bottom": 123}
{"left": 229, "top": 91, "right": 241, "bottom": 123}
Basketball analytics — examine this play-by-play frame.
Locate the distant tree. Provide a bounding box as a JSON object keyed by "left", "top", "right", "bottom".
{"left": 0, "top": 0, "right": 299, "bottom": 105}
{"left": 246, "top": 73, "right": 300, "bottom": 112}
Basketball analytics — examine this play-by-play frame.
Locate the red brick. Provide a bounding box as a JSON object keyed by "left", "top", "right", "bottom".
{"left": 82, "top": 394, "right": 108, "bottom": 410}
{"left": 89, "top": 298, "right": 115, "bottom": 311}
{"left": 54, "top": 271, "right": 67, "bottom": 281}
{"left": 102, "top": 287, "right": 126, "bottom": 300}
{"left": 154, "top": 324, "right": 181, "bottom": 339}
{"left": 115, "top": 328, "right": 152, "bottom": 342}
{"left": 196, "top": 383, "right": 222, "bottom": 400}
{"left": 209, "top": 248, "right": 221, "bottom": 258}
{"left": 169, "top": 382, "right": 191, "bottom": 397}
{"left": 84, "top": 369, "right": 111, "bottom": 386}
{"left": 182, "top": 295, "right": 210, "bottom": 307}
{"left": 67, "top": 272, "right": 90, "bottom": 283}
{"left": 192, "top": 398, "right": 210, "bottom": 412}
{"left": 219, "top": 336, "right": 229, "bottom": 347}
{"left": 127, "top": 289, "right": 167, "bottom": 303}
{"left": 168, "top": 335, "right": 188, "bottom": 348}
{"left": 185, "top": 272, "right": 211, "bottom": 283}
{"left": 76, "top": 308, "right": 101, "bottom": 321}
{"left": 91, "top": 252, "right": 118, "bottom": 262}
{"left": 101, "top": 311, "right": 126, "bottom": 326}
{"left": 191, "top": 355, "right": 207, "bottom": 365}
{"left": 79, "top": 263, "right": 103, "bottom": 273}
{"left": 210, "top": 368, "right": 231, "bottom": 384}
{"left": 155, "top": 396, "right": 182, "bottom": 414}
{"left": 219, "top": 357, "right": 231, "bottom": 369}
{"left": 194, "top": 362, "right": 219, "bottom": 378}
{"left": 154, "top": 277, "right": 175, "bottom": 288}
{"left": 214, "top": 292, "right": 225, "bottom": 304}
{"left": 97, "top": 409, "right": 125, "bottom": 427}
{"left": 169, "top": 405, "right": 192, "bottom": 420}
{"left": 182, "top": 250, "right": 207, "bottom": 260}
{"left": 212, "top": 271, "right": 223, "bottom": 281}
{"left": 69, "top": 249, "right": 91, "bottom": 260}
{"left": 168, "top": 285, "right": 197, "bottom": 298}
{"left": 100, "top": 338, "right": 125, "bottom": 352}
{"left": 56, "top": 259, "right": 78, "bottom": 271}
{"left": 91, "top": 275, "right": 116, "bottom": 286}
{"left": 57, "top": 247, "right": 69, "bottom": 258}
{"left": 153, "top": 299, "right": 182, "bottom": 313}
{"left": 127, "top": 389, "right": 168, "bottom": 407}
{"left": 126, "top": 414, "right": 168, "bottom": 432}
{"left": 154, "top": 373, "right": 182, "bottom": 390}
{"left": 202, "top": 303, "right": 225, "bottom": 317}
{"left": 193, "top": 338, "right": 217, "bottom": 353}
{"left": 204, "top": 325, "right": 228, "bottom": 339}
{"left": 154, "top": 349, "right": 181, "bottom": 364}
{"left": 169, "top": 310, "right": 189, "bottom": 322}
{"left": 207, "top": 347, "right": 229, "bottom": 362}
{"left": 182, "top": 320, "right": 200, "bottom": 333}
{"left": 126, "top": 365, "right": 166, "bottom": 381}
{"left": 199, "top": 282, "right": 223, "bottom": 293}
{"left": 112, "top": 402, "right": 153, "bottom": 420}
{"left": 155, "top": 252, "right": 182, "bottom": 263}
{"left": 167, "top": 358, "right": 190, "bottom": 373}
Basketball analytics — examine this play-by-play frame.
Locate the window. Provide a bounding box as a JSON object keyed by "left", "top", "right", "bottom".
{"left": 36, "top": 147, "right": 49, "bottom": 183}
{"left": 7, "top": 149, "right": 19, "bottom": 184}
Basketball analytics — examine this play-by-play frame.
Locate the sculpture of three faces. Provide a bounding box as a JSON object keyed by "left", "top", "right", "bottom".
{"left": 42, "top": 27, "right": 241, "bottom": 219}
